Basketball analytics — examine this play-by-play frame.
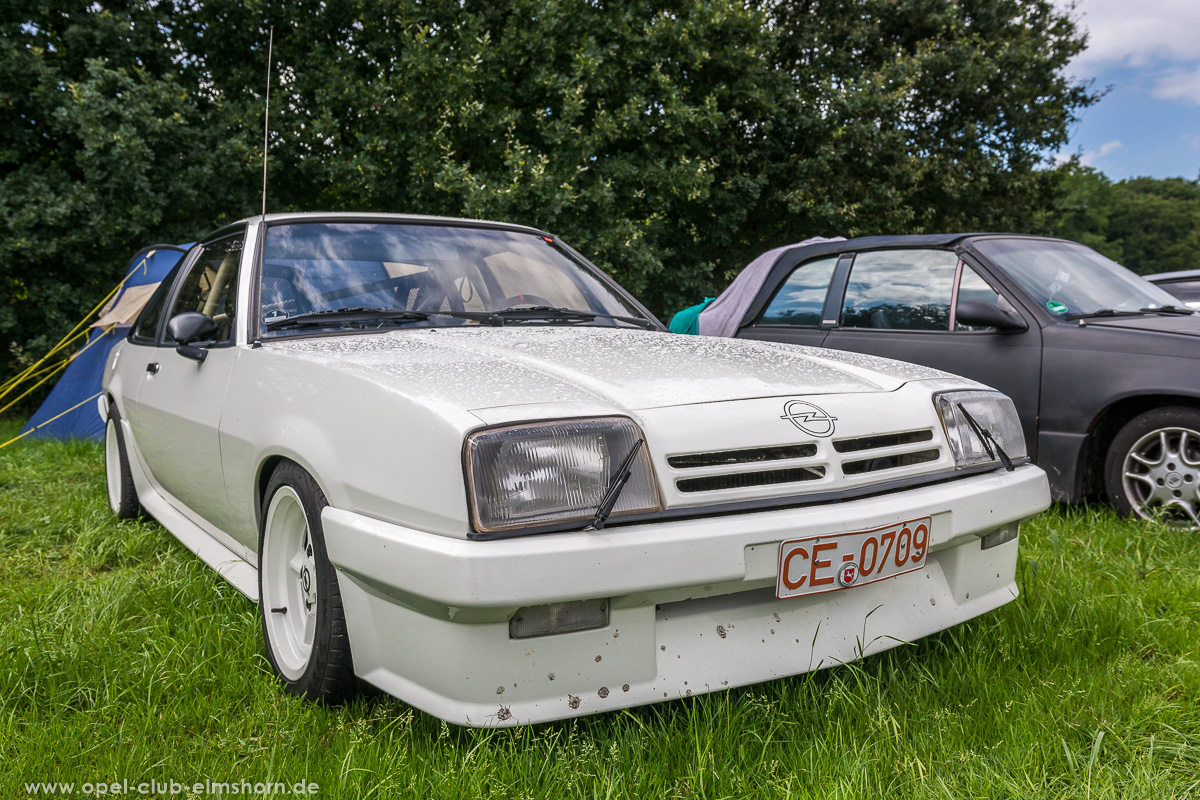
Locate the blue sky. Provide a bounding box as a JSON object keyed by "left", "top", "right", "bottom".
{"left": 1053, "top": 0, "right": 1200, "bottom": 180}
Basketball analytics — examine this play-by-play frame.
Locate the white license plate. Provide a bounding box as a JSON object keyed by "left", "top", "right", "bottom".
{"left": 776, "top": 516, "right": 932, "bottom": 599}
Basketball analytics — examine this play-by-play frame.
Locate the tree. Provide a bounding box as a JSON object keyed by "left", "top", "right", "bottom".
{"left": 1050, "top": 165, "right": 1200, "bottom": 275}
{"left": 0, "top": 1, "right": 259, "bottom": 389}
{"left": 0, "top": 0, "right": 1096, "bottom": 405}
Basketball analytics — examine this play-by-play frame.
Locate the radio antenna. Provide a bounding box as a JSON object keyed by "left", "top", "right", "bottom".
{"left": 261, "top": 24, "right": 274, "bottom": 217}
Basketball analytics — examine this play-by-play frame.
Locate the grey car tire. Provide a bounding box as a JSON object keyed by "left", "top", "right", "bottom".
{"left": 258, "top": 461, "right": 359, "bottom": 702}
{"left": 104, "top": 404, "right": 142, "bottom": 520}
{"left": 1105, "top": 406, "right": 1200, "bottom": 527}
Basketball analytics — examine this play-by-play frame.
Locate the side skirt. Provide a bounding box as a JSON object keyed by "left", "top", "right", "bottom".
{"left": 123, "top": 419, "right": 259, "bottom": 601}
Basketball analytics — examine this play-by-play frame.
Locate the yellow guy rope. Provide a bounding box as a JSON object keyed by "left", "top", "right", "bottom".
{"left": 0, "top": 325, "right": 91, "bottom": 395}
{"left": 0, "top": 323, "right": 118, "bottom": 451}
{"left": 0, "top": 323, "right": 118, "bottom": 419}
{"left": 0, "top": 389, "right": 105, "bottom": 451}
{"left": 0, "top": 253, "right": 152, "bottom": 404}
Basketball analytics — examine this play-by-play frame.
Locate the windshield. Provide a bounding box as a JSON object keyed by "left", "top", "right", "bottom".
{"left": 973, "top": 238, "right": 1182, "bottom": 318}
{"left": 258, "top": 222, "right": 647, "bottom": 337}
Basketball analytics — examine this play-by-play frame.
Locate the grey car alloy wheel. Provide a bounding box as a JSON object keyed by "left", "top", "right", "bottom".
{"left": 1108, "top": 408, "right": 1200, "bottom": 527}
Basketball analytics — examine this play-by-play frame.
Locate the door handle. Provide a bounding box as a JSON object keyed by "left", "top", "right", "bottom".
{"left": 146, "top": 363, "right": 160, "bottom": 375}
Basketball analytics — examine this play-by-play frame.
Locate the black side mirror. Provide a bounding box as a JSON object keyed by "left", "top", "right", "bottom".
{"left": 955, "top": 299, "right": 1028, "bottom": 333}
{"left": 166, "top": 312, "right": 218, "bottom": 362}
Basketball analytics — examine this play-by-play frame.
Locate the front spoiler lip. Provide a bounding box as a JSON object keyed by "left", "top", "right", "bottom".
{"left": 466, "top": 458, "right": 1031, "bottom": 540}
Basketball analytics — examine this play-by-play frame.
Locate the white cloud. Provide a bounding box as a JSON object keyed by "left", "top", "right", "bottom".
{"left": 1082, "top": 140, "right": 1124, "bottom": 166}
{"left": 1055, "top": 140, "right": 1124, "bottom": 167}
{"left": 1153, "top": 66, "right": 1200, "bottom": 105}
{"left": 1057, "top": 0, "right": 1200, "bottom": 71}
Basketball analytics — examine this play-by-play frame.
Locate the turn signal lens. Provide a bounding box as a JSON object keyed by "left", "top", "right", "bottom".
{"left": 509, "top": 599, "right": 609, "bottom": 639}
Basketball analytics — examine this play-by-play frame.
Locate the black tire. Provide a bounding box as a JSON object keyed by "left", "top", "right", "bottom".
{"left": 258, "top": 461, "right": 359, "bottom": 702}
{"left": 1104, "top": 406, "right": 1200, "bottom": 527}
{"left": 104, "top": 403, "right": 141, "bottom": 520}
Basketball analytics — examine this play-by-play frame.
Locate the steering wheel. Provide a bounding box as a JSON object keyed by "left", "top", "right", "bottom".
{"left": 501, "top": 294, "right": 554, "bottom": 308}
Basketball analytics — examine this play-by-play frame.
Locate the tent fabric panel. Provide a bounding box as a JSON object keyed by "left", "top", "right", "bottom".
{"left": 91, "top": 282, "right": 161, "bottom": 328}
{"left": 19, "top": 328, "right": 122, "bottom": 440}
{"left": 18, "top": 242, "right": 191, "bottom": 441}
{"left": 124, "top": 246, "right": 190, "bottom": 287}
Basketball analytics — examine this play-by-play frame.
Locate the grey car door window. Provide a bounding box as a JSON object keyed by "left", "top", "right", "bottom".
{"left": 757, "top": 256, "right": 839, "bottom": 326}
{"left": 840, "top": 249, "right": 960, "bottom": 331}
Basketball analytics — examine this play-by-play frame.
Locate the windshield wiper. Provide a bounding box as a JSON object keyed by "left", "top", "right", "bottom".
{"left": 1140, "top": 305, "right": 1194, "bottom": 315}
{"left": 586, "top": 439, "right": 646, "bottom": 531}
{"left": 956, "top": 403, "right": 1014, "bottom": 472}
{"left": 1064, "top": 305, "right": 1195, "bottom": 321}
{"left": 264, "top": 307, "right": 500, "bottom": 331}
{"left": 492, "top": 306, "right": 656, "bottom": 329}
{"left": 1061, "top": 308, "right": 1149, "bottom": 321}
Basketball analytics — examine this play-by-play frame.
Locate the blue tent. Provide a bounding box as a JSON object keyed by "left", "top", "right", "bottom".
{"left": 21, "top": 244, "right": 190, "bottom": 439}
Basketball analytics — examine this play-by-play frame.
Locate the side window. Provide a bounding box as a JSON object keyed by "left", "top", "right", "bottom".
{"left": 165, "top": 233, "right": 244, "bottom": 343}
{"left": 840, "top": 249, "right": 959, "bottom": 331}
{"left": 758, "top": 256, "right": 838, "bottom": 326}
{"left": 953, "top": 265, "right": 1005, "bottom": 331}
{"left": 130, "top": 263, "right": 184, "bottom": 345}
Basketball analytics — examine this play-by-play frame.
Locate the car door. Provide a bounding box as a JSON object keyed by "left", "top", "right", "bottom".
{"left": 125, "top": 230, "right": 245, "bottom": 533}
{"left": 817, "top": 248, "right": 1044, "bottom": 459}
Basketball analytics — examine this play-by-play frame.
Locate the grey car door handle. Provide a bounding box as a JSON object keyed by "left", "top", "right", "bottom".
{"left": 146, "top": 362, "right": 160, "bottom": 375}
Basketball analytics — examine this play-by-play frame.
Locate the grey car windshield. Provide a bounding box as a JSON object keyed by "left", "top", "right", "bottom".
{"left": 258, "top": 222, "right": 647, "bottom": 336}
{"left": 973, "top": 238, "right": 1182, "bottom": 318}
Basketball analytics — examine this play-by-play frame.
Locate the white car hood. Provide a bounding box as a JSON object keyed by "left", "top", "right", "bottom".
{"left": 269, "top": 327, "right": 951, "bottom": 412}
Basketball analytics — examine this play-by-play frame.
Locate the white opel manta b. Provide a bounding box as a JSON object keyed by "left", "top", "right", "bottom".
{"left": 101, "top": 213, "right": 1050, "bottom": 726}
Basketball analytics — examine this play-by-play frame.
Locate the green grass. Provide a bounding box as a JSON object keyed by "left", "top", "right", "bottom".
{"left": 1, "top": 428, "right": 1198, "bottom": 799}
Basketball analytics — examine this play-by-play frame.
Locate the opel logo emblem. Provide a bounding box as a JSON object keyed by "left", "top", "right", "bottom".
{"left": 780, "top": 400, "right": 837, "bottom": 437}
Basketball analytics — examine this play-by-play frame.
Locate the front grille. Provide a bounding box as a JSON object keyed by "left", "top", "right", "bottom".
{"left": 665, "top": 425, "right": 943, "bottom": 497}
{"left": 833, "top": 429, "right": 933, "bottom": 453}
{"left": 677, "top": 466, "right": 826, "bottom": 493}
{"left": 668, "top": 443, "right": 817, "bottom": 469}
{"left": 841, "top": 448, "right": 940, "bottom": 476}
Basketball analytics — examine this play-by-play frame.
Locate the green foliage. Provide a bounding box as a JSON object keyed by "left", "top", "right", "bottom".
{"left": 1051, "top": 164, "right": 1200, "bottom": 275}
{"left": 1, "top": 0, "right": 1095, "bottom": 394}
{"left": 2, "top": 430, "right": 1199, "bottom": 797}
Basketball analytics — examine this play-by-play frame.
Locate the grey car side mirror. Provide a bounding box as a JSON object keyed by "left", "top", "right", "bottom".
{"left": 167, "top": 312, "right": 218, "bottom": 362}
{"left": 955, "top": 299, "right": 1027, "bottom": 333}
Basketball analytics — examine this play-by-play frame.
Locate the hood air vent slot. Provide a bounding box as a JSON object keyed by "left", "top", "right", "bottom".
{"left": 668, "top": 443, "right": 817, "bottom": 469}
{"left": 677, "top": 466, "right": 825, "bottom": 493}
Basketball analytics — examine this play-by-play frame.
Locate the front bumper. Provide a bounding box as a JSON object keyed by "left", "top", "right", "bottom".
{"left": 324, "top": 464, "right": 1049, "bottom": 726}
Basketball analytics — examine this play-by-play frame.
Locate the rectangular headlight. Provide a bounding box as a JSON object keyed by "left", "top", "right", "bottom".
{"left": 935, "top": 390, "right": 1027, "bottom": 469}
{"left": 465, "top": 417, "right": 662, "bottom": 533}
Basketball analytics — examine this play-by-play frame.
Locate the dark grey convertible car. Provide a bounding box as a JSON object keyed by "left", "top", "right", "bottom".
{"left": 700, "top": 234, "right": 1200, "bottom": 525}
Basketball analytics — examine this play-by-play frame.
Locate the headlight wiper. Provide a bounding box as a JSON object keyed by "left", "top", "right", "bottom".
{"left": 587, "top": 438, "right": 646, "bottom": 531}
{"left": 492, "top": 306, "right": 656, "bottom": 329}
{"left": 956, "top": 403, "right": 1014, "bottom": 471}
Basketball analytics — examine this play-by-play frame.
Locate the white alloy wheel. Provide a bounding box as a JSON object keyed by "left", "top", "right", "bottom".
{"left": 261, "top": 485, "right": 320, "bottom": 680}
{"left": 103, "top": 404, "right": 140, "bottom": 520}
{"left": 105, "top": 419, "right": 122, "bottom": 514}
